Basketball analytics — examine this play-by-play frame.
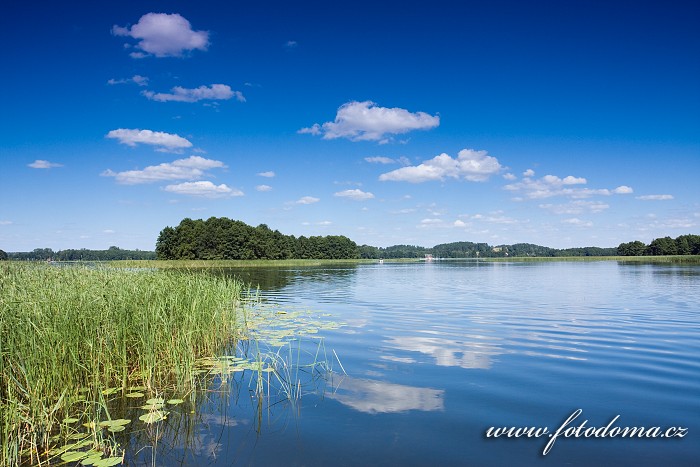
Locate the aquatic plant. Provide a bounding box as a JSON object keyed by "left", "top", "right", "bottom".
{"left": 0, "top": 262, "right": 248, "bottom": 465}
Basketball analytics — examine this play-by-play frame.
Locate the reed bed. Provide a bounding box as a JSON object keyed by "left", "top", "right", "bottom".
{"left": 0, "top": 262, "right": 249, "bottom": 465}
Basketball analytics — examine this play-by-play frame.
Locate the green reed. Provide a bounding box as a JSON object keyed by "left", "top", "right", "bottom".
{"left": 0, "top": 262, "right": 249, "bottom": 465}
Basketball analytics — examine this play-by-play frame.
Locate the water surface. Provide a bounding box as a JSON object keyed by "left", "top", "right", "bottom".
{"left": 127, "top": 261, "right": 700, "bottom": 466}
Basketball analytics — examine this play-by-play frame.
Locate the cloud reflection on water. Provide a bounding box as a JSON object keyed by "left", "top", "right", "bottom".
{"left": 328, "top": 376, "right": 444, "bottom": 414}
{"left": 383, "top": 335, "right": 503, "bottom": 369}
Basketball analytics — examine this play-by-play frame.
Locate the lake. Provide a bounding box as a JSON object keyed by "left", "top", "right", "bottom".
{"left": 125, "top": 260, "right": 700, "bottom": 466}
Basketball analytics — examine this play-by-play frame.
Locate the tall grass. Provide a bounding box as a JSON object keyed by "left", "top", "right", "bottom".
{"left": 0, "top": 262, "right": 249, "bottom": 465}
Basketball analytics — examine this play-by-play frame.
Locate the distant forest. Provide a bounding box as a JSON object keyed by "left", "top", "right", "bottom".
{"left": 2, "top": 219, "right": 699, "bottom": 261}
{"left": 4, "top": 246, "right": 155, "bottom": 261}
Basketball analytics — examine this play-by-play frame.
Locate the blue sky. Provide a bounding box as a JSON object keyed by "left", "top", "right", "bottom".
{"left": 1, "top": 1, "right": 698, "bottom": 251}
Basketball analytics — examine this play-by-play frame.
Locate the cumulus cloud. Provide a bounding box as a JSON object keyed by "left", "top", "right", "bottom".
{"left": 163, "top": 181, "right": 242, "bottom": 198}
{"left": 257, "top": 171, "right": 275, "bottom": 178}
{"left": 256, "top": 185, "right": 272, "bottom": 192}
{"left": 112, "top": 13, "right": 209, "bottom": 58}
{"left": 107, "top": 75, "right": 149, "bottom": 86}
{"left": 106, "top": 128, "right": 192, "bottom": 152}
{"left": 101, "top": 155, "right": 225, "bottom": 184}
{"left": 502, "top": 173, "right": 517, "bottom": 180}
{"left": 294, "top": 196, "right": 320, "bottom": 205}
{"left": 636, "top": 194, "right": 674, "bottom": 200}
{"left": 523, "top": 169, "right": 535, "bottom": 177}
{"left": 299, "top": 101, "right": 439, "bottom": 142}
{"left": 613, "top": 185, "right": 634, "bottom": 194}
{"left": 28, "top": 160, "right": 63, "bottom": 169}
{"left": 379, "top": 149, "right": 502, "bottom": 183}
{"left": 334, "top": 189, "right": 375, "bottom": 201}
{"left": 143, "top": 84, "right": 245, "bottom": 103}
{"left": 504, "top": 173, "right": 633, "bottom": 200}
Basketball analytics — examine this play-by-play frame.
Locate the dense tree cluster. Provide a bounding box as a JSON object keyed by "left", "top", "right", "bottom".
{"left": 617, "top": 235, "right": 700, "bottom": 256}
{"left": 7, "top": 247, "right": 156, "bottom": 261}
{"left": 156, "top": 217, "right": 359, "bottom": 260}
{"left": 0, "top": 249, "right": 8, "bottom": 261}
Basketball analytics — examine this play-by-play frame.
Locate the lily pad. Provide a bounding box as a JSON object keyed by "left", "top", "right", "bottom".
{"left": 125, "top": 392, "right": 144, "bottom": 398}
{"left": 145, "top": 397, "right": 164, "bottom": 405}
{"left": 139, "top": 410, "right": 167, "bottom": 424}
{"left": 167, "top": 399, "right": 184, "bottom": 405}
{"left": 62, "top": 417, "right": 80, "bottom": 424}
{"left": 61, "top": 451, "right": 87, "bottom": 462}
{"left": 93, "top": 457, "right": 123, "bottom": 467}
{"left": 81, "top": 453, "right": 104, "bottom": 465}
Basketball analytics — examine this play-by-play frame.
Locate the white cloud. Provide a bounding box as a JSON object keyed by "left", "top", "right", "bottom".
{"left": 563, "top": 218, "right": 593, "bottom": 227}
{"left": 107, "top": 75, "right": 149, "bottom": 86}
{"left": 379, "top": 149, "right": 502, "bottom": 183}
{"left": 103, "top": 229, "right": 115, "bottom": 234}
{"left": 256, "top": 185, "right": 272, "bottom": 192}
{"left": 334, "top": 189, "right": 375, "bottom": 201}
{"left": 504, "top": 173, "right": 632, "bottom": 200}
{"left": 299, "top": 101, "right": 439, "bottom": 142}
{"left": 294, "top": 196, "right": 320, "bottom": 205}
{"left": 257, "top": 171, "right": 275, "bottom": 178}
{"left": 613, "top": 185, "right": 634, "bottom": 194}
{"left": 163, "top": 181, "right": 243, "bottom": 198}
{"left": 142, "top": 84, "right": 244, "bottom": 103}
{"left": 539, "top": 200, "right": 610, "bottom": 215}
{"left": 28, "top": 160, "right": 63, "bottom": 169}
{"left": 453, "top": 220, "right": 467, "bottom": 228}
{"left": 101, "top": 155, "right": 225, "bottom": 185}
{"left": 523, "top": 169, "right": 535, "bottom": 177}
{"left": 636, "top": 194, "right": 674, "bottom": 200}
{"left": 365, "top": 156, "right": 396, "bottom": 164}
{"left": 285, "top": 40, "right": 298, "bottom": 48}
{"left": 112, "top": 13, "right": 209, "bottom": 58}
{"left": 106, "top": 128, "right": 192, "bottom": 152}
{"left": 0, "top": 220, "right": 13, "bottom": 225}
{"left": 503, "top": 173, "right": 517, "bottom": 180}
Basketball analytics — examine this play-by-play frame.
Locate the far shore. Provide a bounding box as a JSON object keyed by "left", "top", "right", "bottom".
{"left": 101, "top": 255, "right": 700, "bottom": 268}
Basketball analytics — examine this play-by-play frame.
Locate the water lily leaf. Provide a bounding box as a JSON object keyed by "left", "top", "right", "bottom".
{"left": 140, "top": 403, "right": 164, "bottom": 410}
{"left": 93, "top": 457, "right": 123, "bottom": 467}
{"left": 99, "top": 419, "right": 131, "bottom": 428}
{"left": 139, "top": 410, "right": 167, "bottom": 424}
{"left": 108, "top": 425, "right": 126, "bottom": 432}
{"left": 61, "top": 451, "right": 87, "bottom": 462}
{"left": 145, "top": 398, "right": 164, "bottom": 405}
{"left": 81, "top": 453, "right": 104, "bottom": 465}
{"left": 67, "top": 432, "right": 90, "bottom": 440}
{"left": 101, "top": 387, "right": 120, "bottom": 396}
{"left": 128, "top": 385, "right": 146, "bottom": 391}
{"left": 63, "top": 417, "right": 79, "bottom": 424}
{"left": 167, "top": 399, "right": 184, "bottom": 405}
{"left": 125, "top": 392, "right": 144, "bottom": 398}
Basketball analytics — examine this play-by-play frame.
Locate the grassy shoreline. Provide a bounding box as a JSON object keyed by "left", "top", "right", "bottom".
{"left": 0, "top": 262, "right": 251, "bottom": 465}
{"left": 480, "top": 255, "right": 700, "bottom": 263}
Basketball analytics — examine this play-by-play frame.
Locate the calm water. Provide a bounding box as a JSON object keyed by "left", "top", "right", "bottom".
{"left": 126, "top": 261, "right": 700, "bottom": 466}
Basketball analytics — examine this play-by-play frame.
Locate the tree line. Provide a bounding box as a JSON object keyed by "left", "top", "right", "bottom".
{"left": 3, "top": 225, "right": 699, "bottom": 261}
{"left": 357, "top": 241, "right": 617, "bottom": 259}
{"left": 616, "top": 235, "right": 700, "bottom": 256}
{"left": 155, "top": 217, "right": 359, "bottom": 260}
{"left": 4, "top": 246, "right": 156, "bottom": 261}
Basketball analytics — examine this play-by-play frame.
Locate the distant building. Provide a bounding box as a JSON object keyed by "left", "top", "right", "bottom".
{"left": 425, "top": 254, "right": 433, "bottom": 261}
{"left": 492, "top": 247, "right": 502, "bottom": 253}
